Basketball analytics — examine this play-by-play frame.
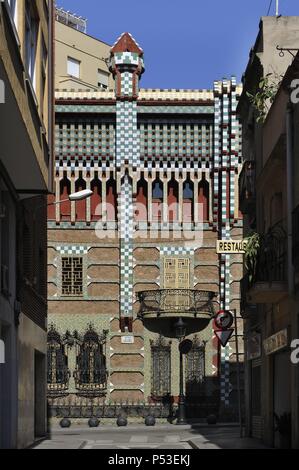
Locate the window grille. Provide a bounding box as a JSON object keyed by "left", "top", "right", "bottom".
{"left": 47, "top": 325, "right": 69, "bottom": 393}
{"left": 185, "top": 337, "right": 206, "bottom": 398}
{"left": 74, "top": 326, "right": 107, "bottom": 394}
{"left": 151, "top": 336, "right": 171, "bottom": 398}
{"left": 62, "top": 257, "right": 83, "bottom": 296}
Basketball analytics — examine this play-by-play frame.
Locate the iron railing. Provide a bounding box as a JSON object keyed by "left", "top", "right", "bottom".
{"left": 255, "top": 223, "right": 287, "bottom": 283}
{"left": 244, "top": 223, "right": 287, "bottom": 289}
{"left": 137, "top": 289, "right": 216, "bottom": 318}
{"left": 48, "top": 397, "right": 220, "bottom": 421}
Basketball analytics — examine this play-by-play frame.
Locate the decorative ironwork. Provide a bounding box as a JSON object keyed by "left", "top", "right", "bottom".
{"left": 137, "top": 289, "right": 215, "bottom": 318}
{"left": 62, "top": 257, "right": 83, "bottom": 296}
{"left": 185, "top": 336, "right": 206, "bottom": 399}
{"left": 48, "top": 397, "right": 219, "bottom": 421}
{"left": 150, "top": 336, "right": 171, "bottom": 399}
{"left": 47, "top": 325, "right": 70, "bottom": 395}
{"left": 276, "top": 45, "right": 299, "bottom": 60}
{"left": 73, "top": 325, "right": 108, "bottom": 396}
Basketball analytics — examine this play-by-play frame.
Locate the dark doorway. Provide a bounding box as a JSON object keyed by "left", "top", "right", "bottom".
{"left": 34, "top": 351, "right": 46, "bottom": 439}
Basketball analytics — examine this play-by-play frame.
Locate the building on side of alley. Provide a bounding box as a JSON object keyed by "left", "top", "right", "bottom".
{"left": 238, "top": 16, "right": 299, "bottom": 449}
{"left": 47, "top": 8, "right": 244, "bottom": 426}
{"left": 0, "top": 0, "right": 54, "bottom": 449}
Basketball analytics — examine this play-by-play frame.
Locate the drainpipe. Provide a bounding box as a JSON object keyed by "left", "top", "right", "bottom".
{"left": 48, "top": 0, "right": 55, "bottom": 194}
{"left": 286, "top": 101, "right": 294, "bottom": 296}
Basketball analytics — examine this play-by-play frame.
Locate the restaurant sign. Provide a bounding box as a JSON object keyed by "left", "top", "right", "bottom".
{"left": 216, "top": 240, "right": 248, "bottom": 254}
{"left": 264, "top": 329, "right": 288, "bottom": 356}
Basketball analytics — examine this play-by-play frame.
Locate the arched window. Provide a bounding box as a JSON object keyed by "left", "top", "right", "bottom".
{"left": 151, "top": 336, "right": 171, "bottom": 399}
{"left": 152, "top": 179, "right": 163, "bottom": 221}
{"left": 75, "top": 177, "right": 87, "bottom": 221}
{"left": 106, "top": 177, "right": 117, "bottom": 221}
{"left": 183, "top": 180, "right": 194, "bottom": 223}
{"left": 74, "top": 326, "right": 107, "bottom": 394}
{"left": 91, "top": 178, "right": 102, "bottom": 221}
{"left": 168, "top": 178, "right": 178, "bottom": 222}
{"left": 60, "top": 175, "right": 71, "bottom": 221}
{"left": 198, "top": 178, "right": 209, "bottom": 221}
{"left": 136, "top": 178, "right": 148, "bottom": 221}
{"left": 47, "top": 325, "right": 69, "bottom": 393}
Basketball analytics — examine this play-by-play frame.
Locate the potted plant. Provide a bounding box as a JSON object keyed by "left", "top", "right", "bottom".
{"left": 244, "top": 232, "right": 261, "bottom": 285}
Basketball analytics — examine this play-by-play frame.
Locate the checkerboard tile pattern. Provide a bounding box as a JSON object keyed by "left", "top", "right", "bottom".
{"left": 139, "top": 122, "right": 212, "bottom": 170}
{"left": 55, "top": 120, "right": 115, "bottom": 169}
{"left": 121, "top": 71, "right": 133, "bottom": 96}
{"left": 220, "top": 345, "right": 232, "bottom": 406}
{"left": 114, "top": 51, "right": 141, "bottom": 66}
{"left": 56, "top": 245, "right": 90, "bottom": 255}
{"left": 159, "top": 246, "right": 195, "bottom": 256}
{"left": 120, "top": 177, "right": 134, "bottom": 317}
{"left": 116, "top": 101, "right": 139, "bottom": 168}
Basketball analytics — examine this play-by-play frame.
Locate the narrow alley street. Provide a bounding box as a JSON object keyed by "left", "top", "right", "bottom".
{"left": 33, "top": 425, "right": 269, "bottom": 450}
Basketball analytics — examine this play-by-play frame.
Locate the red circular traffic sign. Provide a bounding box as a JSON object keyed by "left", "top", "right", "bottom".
{"left": 215, "top": 310, "right": 234, "bottom": 330}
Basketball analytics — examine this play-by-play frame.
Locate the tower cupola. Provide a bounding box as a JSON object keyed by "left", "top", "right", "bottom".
{"left": 109, "top": 32, "right": 144, "bottom": 99}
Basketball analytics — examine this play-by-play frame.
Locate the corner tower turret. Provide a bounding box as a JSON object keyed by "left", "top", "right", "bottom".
{"left": 110, "top": 32, "right": 144, "bottom": 99}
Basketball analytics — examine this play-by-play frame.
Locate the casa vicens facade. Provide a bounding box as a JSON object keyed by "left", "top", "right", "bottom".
{"left": 47, "top": 25, "right": 244, "bottom": 422}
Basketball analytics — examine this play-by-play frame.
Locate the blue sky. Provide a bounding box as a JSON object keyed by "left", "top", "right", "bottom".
{"left": 57, "top": 0, "right": 299, "bottom": 89}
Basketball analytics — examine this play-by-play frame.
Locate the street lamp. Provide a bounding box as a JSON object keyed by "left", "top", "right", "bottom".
{"left": 174, "top": 317, "right": 187, "bottom": 425}
{"left": 175, "top": 317, "right": 187, "bottom": 341}
{"left": 48, "top": 189, "right": 93, "bottom": 206}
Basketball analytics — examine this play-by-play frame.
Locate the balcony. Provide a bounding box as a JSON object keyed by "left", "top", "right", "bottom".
{"left": 244, "top": 223, "right": 287, "bottom": 304}
{"left": 137, "top": 289, "right": 216, "bottom": 320}
{"left": 239, "top": 160, "right": 256, "bottom": 215}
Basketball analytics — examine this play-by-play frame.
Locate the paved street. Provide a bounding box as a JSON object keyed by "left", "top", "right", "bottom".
{"left": 33, "top": 425, "right": 270, "bottom": 450}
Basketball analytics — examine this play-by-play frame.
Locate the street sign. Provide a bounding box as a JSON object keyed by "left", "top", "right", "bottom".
{"left": 121, "top": 336, "right": 135, "bottom": 344}
{"left": 264, "top": 329, "right": 288, "bottom": 356}
{"left": 215, "top": 310, "right": 234, "bottom": 330}
{"left": 179, "top": 339, "right": 193, "bottom": 355}
{"left": 216, "top": 240, "right": 248, "bottom": 254}
{"left": 215, "top": 329, "right": 234, "bottom": 347}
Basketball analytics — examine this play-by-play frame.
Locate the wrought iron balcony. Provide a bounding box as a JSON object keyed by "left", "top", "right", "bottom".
{"left": 239, "top": 160, "right": 256, "bottom": 215}
{"left": 244, "top": 223, "right": 287, "bottom": 304}
{"left": 137, "top": 289, "right": 216, "bottom": 319}
{"left": 47, "top": 381, "right": 70, "bottom": 396}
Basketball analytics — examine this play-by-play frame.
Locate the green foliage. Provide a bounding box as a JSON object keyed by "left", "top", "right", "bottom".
{"left": 246, "top": 73, "right": 282, "bottom": 123}
{"left": 244, "top": 232, "right": 261, "bottom": 283}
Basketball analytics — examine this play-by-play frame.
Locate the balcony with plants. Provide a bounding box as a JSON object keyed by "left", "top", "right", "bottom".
{"left": 242, "top": 222, "right": 287, "bottom": 304}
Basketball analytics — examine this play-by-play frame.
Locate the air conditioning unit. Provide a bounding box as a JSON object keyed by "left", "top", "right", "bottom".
{"left": 1, "top": 264, "right": 9, "bottom": 296}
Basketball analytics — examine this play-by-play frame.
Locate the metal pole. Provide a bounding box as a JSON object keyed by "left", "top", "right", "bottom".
{"left": 234, "top": 309, "right": 243, "bottom": 438}
{"left": 177, "top": 350, "right": 187, "bottom": 425}
{"left": 276, "top": 0, "right": 279, "bottom": 16}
